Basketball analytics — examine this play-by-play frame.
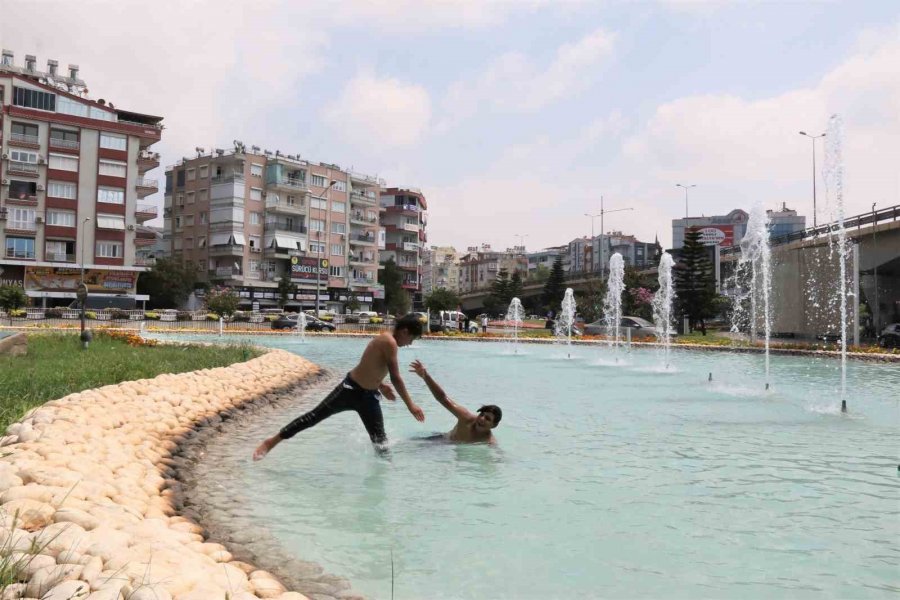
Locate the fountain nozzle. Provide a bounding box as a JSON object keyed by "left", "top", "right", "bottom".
{"left": 708, "top": 372, "right": 712, "bottom": 382}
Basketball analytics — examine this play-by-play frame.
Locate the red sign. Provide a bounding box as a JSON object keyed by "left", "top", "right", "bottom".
{"left": 290, "top": 257, "right": 329, "bottom": 281}
{"left": 688, "top": 225, "right": 734, "bottom": 246}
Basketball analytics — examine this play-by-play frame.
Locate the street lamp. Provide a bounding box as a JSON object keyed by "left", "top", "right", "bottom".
{"left": 79, "top": 217, "right": 92, "bottom": 349}
{"left": 799, "top": 131, "right": 826, "bottom": 227}
{"left": 513, "top": 233, "right": 528, "bottom": 250}
{"left": 872, "top": 202, "right": 879, "bottom": 334}
{"left": 675, "top": 183, "right": 696, "bottom": 219}
{"left": 314, "top": 180, "right": 337, "bottom": 318}
{"left": 586, "top": 195, "right": 634, "bottom": 276}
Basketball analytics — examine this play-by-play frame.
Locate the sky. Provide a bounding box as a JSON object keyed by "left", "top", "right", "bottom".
{"left": 3, "top": 0, "right": 899, "bottom": 251}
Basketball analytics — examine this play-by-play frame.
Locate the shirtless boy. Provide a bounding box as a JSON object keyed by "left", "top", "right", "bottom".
{"left": 253, "top": 314, "right": 426, "bottom": 460}
{"left": 409, "top": 359, "right": 501, "bottom": 444}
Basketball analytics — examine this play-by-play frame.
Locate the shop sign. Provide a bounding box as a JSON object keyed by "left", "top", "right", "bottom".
{"left": 688, "top": 225, "right": 734, "bottom": 246}
{"left": 290, "top": 257, "right": 329, "bottom": 280}
{"left": 24, "top": 267, "right": 137, "bottom": 293}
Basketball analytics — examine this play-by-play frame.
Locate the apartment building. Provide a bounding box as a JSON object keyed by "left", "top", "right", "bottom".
{"left": 526, "top": 246, "right": 566, "bottom": 279}
{"left": 0, "top": 50, "right": 162, "bottom": 307}
{"left": 422, "top": 245, "right": 460, "bottom": 295}
{"left": 458, "top": 244, "right": 527, "bottom": 294}
{"left": 380, "top": 187, "right": 427, "bottom": 307}
{"left": 164, "top": 146, "right": 382, "bottom": 312}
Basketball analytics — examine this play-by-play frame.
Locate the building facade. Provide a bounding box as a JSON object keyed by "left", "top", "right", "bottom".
{"left": 767, "top": 203, "right": 806, "bottom": 239}
{"left": 380, "top": 187, "right": 427, "bottom": 307}
{"left": 526, "top": 246, "right": 566, "bottom": 279}
{"left": 164, "top": 148, "right": 382, "bottom": 312}
{"left": 672, "top": 206, "right": 806, "bottom": 250}
{"left": 458, "top": 244, "right": 527, "bottom": 294}
{"left": 422, "top": 245, "right": 460, "bottom": 295}
{"left": 0, "top": 50, "right": 162, "bottom": 307}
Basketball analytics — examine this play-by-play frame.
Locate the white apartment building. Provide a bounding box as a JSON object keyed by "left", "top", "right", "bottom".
{"left": 380, "top": 187, "right": 427, "bottom": 307}
{"left": 422, "top": 245, "right": 460, "bottom": 295}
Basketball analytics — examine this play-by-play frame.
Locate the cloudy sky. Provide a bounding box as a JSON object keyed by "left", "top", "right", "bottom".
{"left": 3, "top": 0, "right": 898, "bottom": 250}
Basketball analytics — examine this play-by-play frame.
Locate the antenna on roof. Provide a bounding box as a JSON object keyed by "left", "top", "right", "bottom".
{"left": 264, "top": 150, "right": 273, "bottom": 157}
{"left": 251, "top": 145, "right": 260, "bottom": 153}
{"left": 215, "top": 148, "right": 224, "bottom": 156}
{"left": 195, "top": 147, "right": 205, "bottom": 157}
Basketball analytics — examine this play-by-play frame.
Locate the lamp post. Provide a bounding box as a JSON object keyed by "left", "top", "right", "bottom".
{"left": 586, "top": 195, "right": 634, "bottom": 277}
{"left": 872, "top": 202, "right": 879, "bottom": 334}
{"left": 675, "top": 183, "right": 696, "bottom": 219}
{"left": 799, "top": 131, "right": 826, "bottom": 227}
{"left": 79, "top": 217, "right": 92, "bottom": 349}
{"left": 513, "top": 234, "right": 528, "bottom": 250}
{"left": 314, "top": 180, "right": 337, "bottom": 318}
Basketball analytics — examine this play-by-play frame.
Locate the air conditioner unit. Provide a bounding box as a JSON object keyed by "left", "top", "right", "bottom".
{"left": 0, "top": 209, "right": 7, "bottom": 219}
{"left": 38, "top": 156, "right": 46, "bottom": 164}
{"left": 1, "top": 179, "right": 7, "bottom": 185}
{"left": 127, "top": 224, "right": 135, "bottom": 231}
{"left": 35, "top": 216, "right": 43, "bottom": 224}
{"left": 1, "top": 154, "right": 8, "bottom": 160}
{"left": 36, "top": 184, "right": 44, "bottom": 191}
{"left": 251, "top": 247, "right": 261, "bottom": 253}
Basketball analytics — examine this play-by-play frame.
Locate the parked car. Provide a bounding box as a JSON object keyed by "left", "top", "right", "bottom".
{"left": 543, "top": 318, "right": 583, "bottom": 336}
{"left": 272, "top": 313, "right": 336, "bottom": 331}
{"left": 877, "top": 323, "right": 900, "bottom": 348}
{"left": 583, "top": 316, "right": 670, "bottom": 340}
{"left": 432, "top": 310, "right": 479, "bottom": 333}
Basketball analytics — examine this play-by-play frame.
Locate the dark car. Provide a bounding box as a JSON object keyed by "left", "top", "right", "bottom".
{"left": 877, "top": 323, "right": 900, "bottom": 348}
{"left": 271, "top": 313, "right": 336, "bottom": 331}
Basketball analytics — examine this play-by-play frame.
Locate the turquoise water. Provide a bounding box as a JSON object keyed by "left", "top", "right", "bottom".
{"left": 167, "top": 336, "right": 899, "bottom": 599}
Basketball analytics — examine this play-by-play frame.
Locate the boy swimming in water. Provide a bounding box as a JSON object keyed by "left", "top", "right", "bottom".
{"left": 409, "top": 359, "right": 501, "bottom": 444}
{"left": 253, "top": 314, "right": 426, "bottom": 459}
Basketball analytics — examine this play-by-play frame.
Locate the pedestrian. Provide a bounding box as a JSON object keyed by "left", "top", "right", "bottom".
{"left": 481, "top": 314, "right": 488, "bottom": 333}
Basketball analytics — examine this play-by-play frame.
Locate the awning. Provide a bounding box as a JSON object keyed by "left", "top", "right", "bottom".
{"left": 210, "top": 233, "right": 231, "bottom": 246}
{"left": 273, "top": 235, "right": 305, "bottom": 250}
{"left": 232, "top": 233, "right": 246, "bottom": 246}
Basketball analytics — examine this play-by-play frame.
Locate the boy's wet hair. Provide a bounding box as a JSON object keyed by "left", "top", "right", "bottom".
{"left": 395, "top": 314, "right": 424, "bottom": 338}
{"left": 478, "top": 405, "right": 502, "bottom": 426}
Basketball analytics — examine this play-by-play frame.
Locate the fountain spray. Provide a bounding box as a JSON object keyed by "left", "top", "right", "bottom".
{"left": 652, "top": 252, "right": 676, "bottom": 370}
{"left": 603, "top": 253, "right": 625, "bottom": 357}
{"left": 737, "top": 200, "right": 773, "bottom": 390}
{"left": 556, "top": 288, "right": 577, "bottom": 358}
{"left": 505, "top": 297, "right": 525, "bottom": 354}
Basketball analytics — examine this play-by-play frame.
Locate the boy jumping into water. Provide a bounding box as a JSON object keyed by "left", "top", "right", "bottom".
{"left": 409, "top": 360, "right": 501, "bottom": 444}
{"left": 253, "top": 314, "right": 426, "bottom": 460}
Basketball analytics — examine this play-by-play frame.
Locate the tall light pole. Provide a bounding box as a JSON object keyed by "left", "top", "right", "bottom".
{"left": 675, "top": 183, "right": 696, "bottom": 219}
{"left": 872, "top": 202, "right": 879, "bottom": 334}
{"left": 513, "top": 233, "right": 528, "bottom": 250}
{"left": 314, "top": 180, "right": 337, "bottom": 318}
{"left": 799, "top": 131, "right": 826, "bottom": 227}
{"left": 587, "top": 196, "right": 634, "bottom": 277}
{"left": 79, "top": 217, "right": 91, "bottom": 348}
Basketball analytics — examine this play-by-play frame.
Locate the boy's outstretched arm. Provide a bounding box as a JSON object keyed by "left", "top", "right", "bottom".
{"left": 385, "top": 340, "right": 425, "bottom": 422}
{"left": 409, "top": 360, "right": 475, "bottom": 420}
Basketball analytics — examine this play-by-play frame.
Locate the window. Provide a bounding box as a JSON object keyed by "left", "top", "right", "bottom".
{"left": 176, "top": 194, "right": 184, "bottom": 207}
{"left": 175, "top": 216, "right": 182, "bottom": 229}
{"left": 250, "top": 212, "right": 261, "bottom": 225}
{"left": 56, "top": 96, "right": 88, "bottom": 118}
{"left": 332, "top": 181, "right": 346, "bottom": 192}
{"left": 250, "top": 188, "right": 263, "bottom": 201}
{"left": 249, "top": 260, "right": 260, "bottom": 273}
{"left": 11, "top": 150, "right": 38, "bottom": 164}
{"left": 99, "top": 133, "right": 127, "bottom": 151}
{"left": 96, "top": 241, "right": 123, "bottom": 258}
{"left": 9, "top": 208, "right": 35, "bottom": 230}
{"left": 13, "top": 86, "right": 56, "bottom": 111}
{"left": 249, "top": 236, "right": 261, "bottom": 249}
{"left": 310, "top": 198, "right": 327, "bottom": 210}
{"left": 97, "top": 187, "right": 125, "bottom": 204}
{"left": 332, "top": 201, "right": 346, "bottom": 213}
{"left": 199, "top": 189, "right": 208, "bottom": 202}
{"left": 331, "top": 243, "right": 343, "bottom": 256}
{"left": 199, "top": 165, "right": 209, "bottom": 179}
{"left": 198, "top": 260, "right": 205, "bottom": 271}
{"left": 6, "top": 237, "right": 35, "bottom": 259}
{"left": 287, "top": 194, "right": 300, "bottom": 206}
{"left": 309, "top": 242, "right": 326, "bottom": 254}
{"left": 185, "top": 215, "right": 195, "bottom": 227}
{"left": 185, "top": 238, "right": 193, "bottom": 250}
{"left": 250, "top": 164, "right": 263, "bottom": 177}
{"left": 90, "top": 106, "right": 115, "bottom": 122}
{"left": 310, "top": 219, "right": 325, "bottom": 232}
{"left": 186, "top": 169, "right": 195, "bottom": 181}
{"left": 96, "top": 214, "right": 125, "bottom": 230}
{"left": 198, "top": 237, "right": 207, "bottom": 248}
{"left": 99, "top": 160, "right": 126, "bottom": 177}
{"left": 11, "top": 122, "right": 39, "bottom": 141}
{"left": 9, "top": 180, "right": 37, "bottom": 199}
{"left": 329, "top": 265, "right": 343, "bottom": 277}
{"left": 45, "top": 240, "right": 75, "bottom": 261}
{"left": 331, "top": 222, "right": 346, "bottom": 234}
{"left": 50, "top": 129, "right": 78, "bottom": 147}
{"left": 310, "top": 174, "right": 327, "bottom": 188}
{"left": 46, "top": 210, "right": 76, "bottom": 227}
{"left": 48, "top": 154, "right": 78, "bottom": 172}
{"left": 186, "top": 191, "right": 195, "bottom": 204}
{"left": 199, "top": 211, "right": 208, "bottom": 225}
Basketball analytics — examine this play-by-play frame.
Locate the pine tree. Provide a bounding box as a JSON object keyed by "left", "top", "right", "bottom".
{"left": 379, "top": 258, "right": 410, "bottom": 316}
{"left": 508, "top": 271, "right": 523, "bottom": 300}
{"left": 674, "top": 229, "right": 716, "bottom": 334}
{"left": 542, "top": 256, "right": 566, "bottom": 315}
{"left": 486, "top": 268, "right": 511, "bottom": 314}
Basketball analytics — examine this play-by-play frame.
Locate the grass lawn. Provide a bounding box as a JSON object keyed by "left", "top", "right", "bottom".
{"left": 0, "top": 333, "right": 260, "bottom": 432}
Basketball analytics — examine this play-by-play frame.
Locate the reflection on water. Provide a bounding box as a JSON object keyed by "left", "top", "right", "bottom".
{"left": 158, "top": 335, "right": 900, "bottom": 600}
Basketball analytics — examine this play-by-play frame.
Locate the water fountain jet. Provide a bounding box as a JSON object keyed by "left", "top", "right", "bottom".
{"left": 556, "top": 288, "right": 577, "bottom": 358}
{"left": 505, "top": 298, "right": 525, "bottom": 354}
{"left": 652, "top": 252, "right": 676, "bottom": 370}
{"left": 603, "top": 254, "right": 625, "bottom": 358}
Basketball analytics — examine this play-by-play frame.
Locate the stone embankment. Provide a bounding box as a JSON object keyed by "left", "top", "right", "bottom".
{"left": 0, "top": 349, "right": 334, "bottom": 600}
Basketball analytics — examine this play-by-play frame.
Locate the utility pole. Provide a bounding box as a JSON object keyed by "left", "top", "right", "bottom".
{"left": 314, "top": 180, "right": 337, "bottom": 317}
{"left": 799, "top": 131, "right": 826, "bottom": 227}
{"left": 592, "top": 195, "right": 634, "bottom": 279}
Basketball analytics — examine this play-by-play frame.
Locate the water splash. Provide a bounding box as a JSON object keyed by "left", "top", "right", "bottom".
{"left": 734, "top": 200, "right": 773, "bottom": 389}
{"left": 603, "top": 253, "right": 625, "bottom": 353}
{"left": 652, "top": 252, "right": 676, "bottom": 370}
{"left": 505, "top": 297, "right": 525, "bottom": 354}
{"left": 555, "top": 288, "right": 577, "bottom": 358}
{"left": 295, "top": 312, "right": 307, "bottom": 343}
{"left": 823, "top": 114, "right": 850, "bottom": 413}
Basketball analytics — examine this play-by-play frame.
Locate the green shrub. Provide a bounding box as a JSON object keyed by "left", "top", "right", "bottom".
{"left": 265, "top": 314, "right": 279, "bottom": 322}
{"left": 45, "top": 308, "right": 63, "bottom": 319}
{"left": 144, "top": 311, "right": 160, "bottom": 320}
{"left": 206, "top": 313, "right": 220, "bottom": 321}
{"left": 371, "top": 317, "right": 384, "bottom": 324}
{"left": 85, "top": 311, "right": 97, "bottom": 320}
{"left": 0, "top": 285, "right": 27, "bottom": 311}
{"left": 232, "top": 312, "right": 250, "bottom": 323}
{"left": 176, "top": 311, "right": 192, "bottom": 322}
{"left": 109, "top": 309, "right": 129, "bottom": 321}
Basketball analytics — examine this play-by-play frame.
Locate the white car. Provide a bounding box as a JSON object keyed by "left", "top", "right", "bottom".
{"left": 433, "top": 310, "right": 479, "bottom": 333}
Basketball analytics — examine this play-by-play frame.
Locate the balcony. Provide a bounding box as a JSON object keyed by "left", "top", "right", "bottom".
{"left": 349, "top": 253, "right": 376, "bottom": 266}
{"left": 349, "top": 234, "right": 376, "bottom": 246}
{"left": 209, "top": 267, "right": 243, "bottom": 279}
{"left": 397, "top": 262, "right": 418, "bottom": 272}
{"left": 401, "top": 279, "right": 419, "bottom": 290}
{"left": 384, "top": 203, "right": 421, "bottom": 215}
{"left": 137, "top": 151, "right": 160, "bottom": 171}
{"left": 402, "top": 242, "right": 419, "bottom": 252}
{"left": 349, "top": 191, "right": 377, "bottom": 206}
{"left": 135, "top": 231, "right": 157, "bottom": 246}
{"left": 135, "top": 178, "right": 158, "bottom": 197}
{"left": 135, "top": 203, "right": 158, "bottom": 222}
{"left": 265, "top": 196, "right": 307, "bottom": 216}
{"left": 46, "top": 252, "right": 76, "bottom": 263}
{"left": 401, "top": 222, "right": 420, "bottom": 233}
{"left": 49, "top": 138, "right": 80, "bottom": 152}
{"left": 9, "top": 132, "right": 40, "bottom": 148}
{"left": 134, "top": 256, "right": 156, "bottom": 266}
{"left": 208, "top": 244, "right": 245, "bottom": 256}
{"left": 7, "top": 161, "right": 39, "bottom": 177}
{"left": 351, "top": 277, "right": 376, "bottom": 287}
{"left": 350, "top": 212, "right": 378, "bottom": 225}
{"left": 210, "top": 173, "right": 244, "bottom": 184}
{"left": 265, "top": 220, "right": 308, "bottom": 235}
{"left": 5, "top": 249, "right": 35, "bottom": 259}
{"left": 268, "top": 178, "right": 309, "bottom": 193}
{"left": 7, "top": 220, "right": 37, "bottom": 233}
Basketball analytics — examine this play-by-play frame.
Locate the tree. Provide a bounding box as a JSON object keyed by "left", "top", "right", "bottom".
{"left": 529, "top": 264, "right": 550, "bottom": 283}
{"left": 379, "top": 258, "right": 410, "bottom": 316}
{"left": 0, "top": 285, "right": 27, "bottom": 311}
{"left": 577, "top": 277, "right": 605, "bottom": 323}
{"left": 137, "top": 257, "right": 198, "bottom": 309}
{"left": 674, "top": 230, "right": 717, "bottom": 334}
{"left": 206, "top": 287, "right": 240, "bottom": 317}
{"left": 425, "top": 287, "right": 460, "bottom": 313}
{"left": 276, "top": 276, "right": 296, "bottom": 309}
{"left": 488, "top": 268, "right": 511, "bottom": 312}
{"left": 345, "top": 292, "right": 361, "bottom": 314}
{"left": 508, "top": 271, "right": 523, "bottom": 301}
{"left": 542, "top": 256, "right": 566, "bottom": 315}
{"left": 623, "top": 266, "right": 657, "bottom": 320}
